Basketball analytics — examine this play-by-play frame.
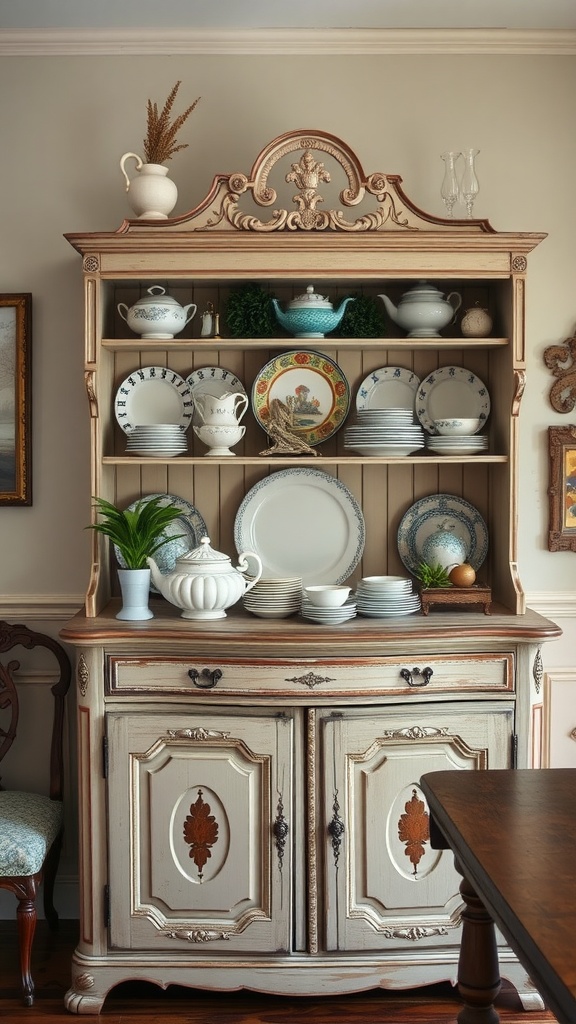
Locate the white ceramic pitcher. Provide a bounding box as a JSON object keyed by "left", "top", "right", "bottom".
{"left": 193, "top": 392, "right": 248, "bottom": 426}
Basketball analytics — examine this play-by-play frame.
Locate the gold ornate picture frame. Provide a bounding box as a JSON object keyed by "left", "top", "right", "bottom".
{"left": 548, "top": 425, "right": 576, "bottom": 551}
{"left": 0, "top": 294, "right": 32, "bottom": 505}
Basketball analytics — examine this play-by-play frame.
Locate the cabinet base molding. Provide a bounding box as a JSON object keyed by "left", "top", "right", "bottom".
{"left": 64, "top": 950, "right": 543, "bottom": 1015}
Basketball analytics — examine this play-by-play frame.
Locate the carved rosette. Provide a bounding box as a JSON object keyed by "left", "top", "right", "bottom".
{"left": 397, "top": 789, "right": 430, "bottom": 877}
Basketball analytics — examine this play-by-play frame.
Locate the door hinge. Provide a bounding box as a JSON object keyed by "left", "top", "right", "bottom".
{"left": 104, "top": 884, "right": 110, "bottom": 928}
{"left": 511, "top": 733, "right": 518, "bottom": 769}
{"left": 103, "top": 734, "right": 108, "bottom": 779}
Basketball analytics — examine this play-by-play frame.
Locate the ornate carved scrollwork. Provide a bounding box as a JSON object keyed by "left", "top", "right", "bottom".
{"left": 166, "top": 727, "right": 231, "bottom": 740}
{"left": 77, "top": 653, "right": 89, "bottom": 696}
{"left": 397, "top": 789, "right": 430, "bottom": 877}
{"left": 533, "top": 647, "right": 543, "bottom": 694}
{"left": 162, "top": 928, "right": 231, "bottom": 942}
{"left": 285, "top": 671, "right": 335, "bottom": 689}
{"left": 272, "top": 794, "right": 289, "bottom": 871}
{"left": 544, "top": 333, "right": 576, "bottom": 413}
{"left": 383, "top": 925, "right": 450, "bottom": 941}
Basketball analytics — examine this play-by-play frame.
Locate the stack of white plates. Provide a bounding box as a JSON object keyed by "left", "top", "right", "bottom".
{"left": 125, "top": 424, "right": 188, "bottom": 457}
{"left": 426, "top": 435, "right": 489, "bottom": 457}
{"left": 242, "top": 576, "right": 303, "bottom": 618}
{"left": 300, "top": 594, "right": 357, "bottom": 624}
{"left": 344, "top": 409, "right": 425, "bottom": 457}
{"left": 356, "top": 575, "right": 421, "bottom": 617}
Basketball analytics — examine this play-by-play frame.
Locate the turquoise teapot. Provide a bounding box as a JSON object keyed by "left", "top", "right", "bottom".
{"left": 272, "top": 285, "right": 354, "bottom": 339}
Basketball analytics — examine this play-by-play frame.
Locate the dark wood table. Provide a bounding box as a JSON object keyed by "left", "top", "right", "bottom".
{"left": 420, "top": 769, "right": 576, "bottom": 1024}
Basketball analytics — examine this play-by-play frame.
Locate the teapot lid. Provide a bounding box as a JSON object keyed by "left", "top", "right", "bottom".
{"left": 134, "top": 285, "right": 180, "bottom": 307}
{"left": 288, "top": 285, "right": 333, "bottom": 310}
{"left": 174, "top": 536, "right": 232, "bottom": 571}
{"left": 400, "top": 280, "right": 444, "bottom": 299}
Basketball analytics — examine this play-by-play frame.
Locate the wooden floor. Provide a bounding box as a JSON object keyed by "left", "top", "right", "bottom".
{"left": 0, "top": 920, "right": 558, "bottom": 1023}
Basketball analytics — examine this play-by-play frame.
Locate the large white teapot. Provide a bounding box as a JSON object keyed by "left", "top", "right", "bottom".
{"left": 118, "top": 286, "right": 197, "bottom": 340}
{"left": 379, "top": 280, "right": 462, "bottom": 338}
{"left": 148, "top": 536, "right": 262, "bottom": 619}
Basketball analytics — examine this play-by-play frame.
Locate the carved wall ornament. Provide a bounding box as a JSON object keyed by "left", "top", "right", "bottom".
{"left": 547, "top": 425, "right": 576, "bottom": 552}
{"left": 544, "top": 333, "right": 576, "bottom": 413}
{"left": 570, "top": 728, "right": 576, "bottom": 742}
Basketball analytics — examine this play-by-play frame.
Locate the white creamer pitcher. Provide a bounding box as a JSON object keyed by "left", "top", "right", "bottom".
{"left": 193, "top": 392, "right": 249, "bottom": 425}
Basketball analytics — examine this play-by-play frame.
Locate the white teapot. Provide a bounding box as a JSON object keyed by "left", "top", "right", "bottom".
{"left": 379, "top": 280, "right": 462, "bottom": 338}
{"left": 148, "top": 536, "right": 262, "bottom": 619}
{"left": 193, "top": 391, "right": 248, "bottom": 425}
{"left": 117, "top": 286, "right": 197, "bottom": 340}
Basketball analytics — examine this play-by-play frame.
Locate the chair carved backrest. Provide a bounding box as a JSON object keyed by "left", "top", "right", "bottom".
{"left": 0, "top": 621, "right": 71, "bottom": 798}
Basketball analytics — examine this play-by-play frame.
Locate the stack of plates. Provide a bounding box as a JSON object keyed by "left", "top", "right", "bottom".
{"left": 344, "top": 409, "right": 425, "bottom": 457}
{"left": 125, "top": 424, "right": 188, "bottom": 457}
{"left": 300, "top": 594, "right": 357, "bottom": 624}
{"left": 426, "top": 435, "right": 489, "bottom": 457}
{"left": 356, "top": 575, "right": 421, "bottom": 617}
{"left": 242, "top": 576, "right": 303, "bottom": 618}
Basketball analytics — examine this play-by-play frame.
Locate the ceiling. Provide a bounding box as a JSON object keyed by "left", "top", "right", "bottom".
{"left": 2, "top": 0, "right": 576, "bottom": 31}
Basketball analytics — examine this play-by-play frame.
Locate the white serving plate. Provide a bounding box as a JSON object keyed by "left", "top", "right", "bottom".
{"left": 234, "top": 467, "right": 365, "bottom": 586}
{"left": 356, "top": 367, "right": 420, "bottom": 412}
{"left": 114, "top": 366, "right": 193, "bottom": 433}
{"left": 416, "top": 366, "right": 491, "bottom": 435}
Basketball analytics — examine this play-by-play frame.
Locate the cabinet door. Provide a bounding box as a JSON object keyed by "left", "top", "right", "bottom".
{"left": 321, "top": 701, "right": 513, "bottom": 952}
{"left": 107, "top": 708, "right": 294, "bottom": 953}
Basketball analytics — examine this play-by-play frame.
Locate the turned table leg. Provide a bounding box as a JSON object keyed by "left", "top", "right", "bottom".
{"left": 455, "top": 858, "right": 502, "bottom": 1024}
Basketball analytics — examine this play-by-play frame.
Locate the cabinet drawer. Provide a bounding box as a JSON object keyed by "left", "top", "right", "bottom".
{"left": 107, "top": 652, "right": 514, "bottom": 699}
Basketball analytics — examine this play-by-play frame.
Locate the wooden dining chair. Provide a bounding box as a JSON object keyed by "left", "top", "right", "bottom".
{"left": 0, "top": 620, "right": 72, "bottom": 1005}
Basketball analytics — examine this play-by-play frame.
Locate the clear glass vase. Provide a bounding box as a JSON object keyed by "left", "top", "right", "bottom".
{"left": 440, "top": 151, "right": 461, "bottom": 218}
{"left": 460, "top": 148, "right": 480, "bottom": 219}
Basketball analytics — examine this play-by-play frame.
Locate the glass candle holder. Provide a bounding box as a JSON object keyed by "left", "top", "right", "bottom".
{"left": 440, "top": 151, "right": 461, "bottom": 218}
{"left": 460, "top": 148, "right": 480, "bottom": 218}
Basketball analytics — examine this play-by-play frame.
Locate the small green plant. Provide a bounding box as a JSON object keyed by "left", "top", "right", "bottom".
{"left": 86, "top": 495, "right": 185, "bottom": 570}
{"left": 225, "top": 282, "right": 276, "bottom": 338}
{"left": 335, "top": 293, "right": 386, "bottom": 339}
{"left": 414, "top": 561, "right": 453, "bottom": 589}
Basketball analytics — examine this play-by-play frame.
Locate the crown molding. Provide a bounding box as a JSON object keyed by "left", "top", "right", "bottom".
{"left": 1, "top": 27, "right": 576, "bottom": 57}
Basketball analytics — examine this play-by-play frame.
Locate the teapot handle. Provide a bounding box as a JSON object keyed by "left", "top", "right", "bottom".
{"left": 185, "top": 303, "right": 198, "bottom": 325}
{"left": 120, "top": 152, "right": 143, "bottom": 192}
{"left": 117, "top": 303, "right": 129, "bottom": 323}
{"left": 237, "top": 551, "right": 263, "bottom": 591}
{"left": 447, "top": 291, "right": 462, "bottom": 324}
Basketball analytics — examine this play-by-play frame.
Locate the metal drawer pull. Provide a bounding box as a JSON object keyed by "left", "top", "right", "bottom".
{"left": 187, "top": 668, "right": 223, "bottom": 689}
{"left": 400, "top": 666, "right": 434, "bottom": 687}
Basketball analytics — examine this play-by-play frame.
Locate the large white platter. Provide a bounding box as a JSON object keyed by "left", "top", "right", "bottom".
{"left": 234, "top": 468, "right": 365, "bottom": 586}
{"left": 114, "top": 366, "right": 193, "bottom": 433}
{"left": 397, "top": 493, "right": 488, "bottom": 574}
{"left": 416, "top": 365, "right": 491, "bottom": 434}
{"left": 114, "top": 493, "right": 207, "bottom": 592}
{"left": 355, "top": 366, "right": 420, "bottom": 412}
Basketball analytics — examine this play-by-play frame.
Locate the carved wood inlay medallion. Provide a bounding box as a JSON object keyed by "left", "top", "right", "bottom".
{"left": 182, "top": 788, "right": 219, "bottom": 882}
{"left": 397, "top": 789, "right": 430, "bottom": 877}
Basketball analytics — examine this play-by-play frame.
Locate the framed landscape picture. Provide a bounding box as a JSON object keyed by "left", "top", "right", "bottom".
{"left": 0, "top": 294, "right": 32, "bottom": 505}
{"left": 548, "top": 424, "right": 576, "bottom": 552}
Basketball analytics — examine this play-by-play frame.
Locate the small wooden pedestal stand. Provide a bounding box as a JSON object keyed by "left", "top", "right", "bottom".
{"left": 420, "top": 584, "right": 492, "bottom": 616}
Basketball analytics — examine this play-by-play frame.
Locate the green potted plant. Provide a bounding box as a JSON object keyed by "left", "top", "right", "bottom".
{"left": 334, "top": 293, "right": 387, "bottom": 338}
{"left": 86, "top": 495, "right": 185, "bottom": 620}
{"left": 225, "top": 282, "right": 277, "bottom": 338}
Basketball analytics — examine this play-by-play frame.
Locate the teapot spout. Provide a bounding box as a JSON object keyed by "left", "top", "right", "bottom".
{"left": 271, "top": 298, "right": 288, "bottom": 328}
{"left": 146, "top": 556, "right": 164, "bottom": 593}
{"left": 334, "top": 295, "right": 355, "bottom": 323}
{"left": 378, "top": 293, "right": 399, "bottom": 324}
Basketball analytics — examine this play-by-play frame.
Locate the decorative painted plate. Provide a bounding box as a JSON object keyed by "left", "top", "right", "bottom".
{"left": 185, "top": 366, "right": 247, "bottom": 426}
{"left": 114, "top": 366, "right": 193, "bottom": 433}
{"left": 355, "top": 366, "right": 420, "bottom": 413}
{"left": 416, "top": 365, "right": 491, "bottom": 435}
{"left": 114, "top": 493, "right": 207, "bottom": 592}
{"left": 397, "top": 493, "right": 488, "bottom": 574}
{"left": 234, "top": 467, "right": 365, "bottom": 585}
{"left": 251, "top": 350, "right": 350, "bottom": 445}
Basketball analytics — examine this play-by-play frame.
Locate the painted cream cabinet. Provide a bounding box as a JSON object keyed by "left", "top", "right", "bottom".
{"left": 62, "top": 130, "right": 561, "bottom": 1013}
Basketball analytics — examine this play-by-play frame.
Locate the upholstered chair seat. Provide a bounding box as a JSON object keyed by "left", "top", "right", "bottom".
{"left": 0, "top": 791, "right": 64, "bottom": 876}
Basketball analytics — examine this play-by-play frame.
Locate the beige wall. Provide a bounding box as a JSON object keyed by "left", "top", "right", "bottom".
{"left": 0, "top": 49, "right": 575, "bottom": 913}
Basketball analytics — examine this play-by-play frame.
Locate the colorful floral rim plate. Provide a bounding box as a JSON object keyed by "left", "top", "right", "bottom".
{"left": 114, "top": 366, "right": 193, "bottom": 434}
{"left": 397, "top": 493, "right": 488, "bottom": 574}
{"left": 114, "top": 493, "right": 207, "bottom": 592}
{"left": 251, "top": 350, "right": 350, "bottom": 445}
{"left": 185, "top": 366, "right": 247, "bottom": 426}
{"left": 416, "top": 366, "right": 491, "bottom": 435}
{"left": 234, "top": 467, "right": 365, "bottom": 585}
{"left": 355, "top": 366, "right": 421, "bottom": 413}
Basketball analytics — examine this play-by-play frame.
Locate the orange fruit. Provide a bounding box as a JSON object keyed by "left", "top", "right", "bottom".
{"left": 449, "top": 563, "right": 476, "bottom": 588}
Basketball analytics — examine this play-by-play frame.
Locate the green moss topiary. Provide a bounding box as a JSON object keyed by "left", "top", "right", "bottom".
{"left": 225, "top": 282, "right": 276, "bottom": 338}
{"left": 334, "top": 293, "right": 386, "bottom": 339}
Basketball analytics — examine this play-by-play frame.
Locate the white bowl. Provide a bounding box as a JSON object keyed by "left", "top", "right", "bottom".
{"left": 433, "top": 418, "right": 482, "bottom": 436}
{"left": 303, "top": 585, "right": 351, "bottom": 607}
